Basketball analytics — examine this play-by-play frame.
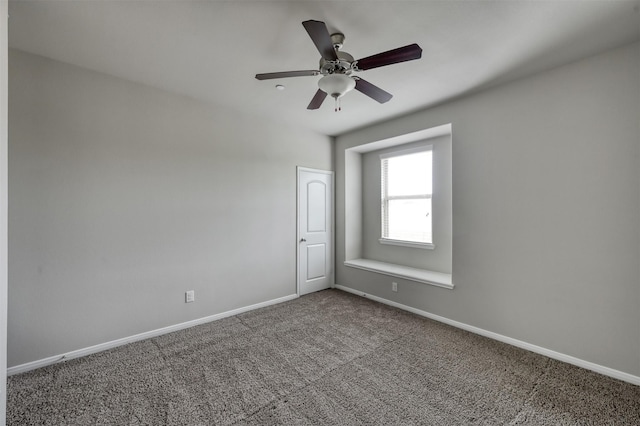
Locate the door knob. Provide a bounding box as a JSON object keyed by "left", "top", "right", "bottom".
{"left": 300, "top": 238, "right": 306, "bottom": 242}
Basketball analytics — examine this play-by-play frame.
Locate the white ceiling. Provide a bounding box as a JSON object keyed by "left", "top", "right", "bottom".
{"left": 8, "top": 0, "right": 640, "bottom": 136}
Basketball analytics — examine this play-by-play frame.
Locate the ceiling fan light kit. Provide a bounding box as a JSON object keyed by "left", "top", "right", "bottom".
{"left": 255, "top": 20, "right": 422, "bottom": 111}
{"left": 318, "top": 74, "right": 356, "bottom": 111}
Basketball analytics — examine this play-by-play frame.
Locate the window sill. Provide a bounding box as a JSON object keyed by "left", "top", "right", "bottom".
{"left": 379, "top": 238, "right": 434, "bottom": 250}
{"left": 344, "top": 258, "right": 453, "bottom": 290}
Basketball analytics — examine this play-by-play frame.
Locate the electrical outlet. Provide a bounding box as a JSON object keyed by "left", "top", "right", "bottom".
{"left": 185, "top": 290, "right": 195, "bottom": 303}
{"left": 392, "top": 282, "right": 398, "bottom": 292}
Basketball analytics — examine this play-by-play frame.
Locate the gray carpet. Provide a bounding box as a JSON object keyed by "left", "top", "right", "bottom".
{"left": 7, "top": 289, "right": 640, "bottom": 425}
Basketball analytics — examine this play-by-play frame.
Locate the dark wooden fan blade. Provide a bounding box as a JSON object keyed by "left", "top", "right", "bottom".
{"left": 356, "top": 43, "right": 422, "bottom": 70}
{"left": 307, "top": 89, "right": 328, "bottom": 110}
{"left": 302, "top": 20, "right": 338, "bottom": 61}
{"left": 354, "top": 78, "right": 393, "bottom": 103}
{"left": 255, "top": 70, "right": 319, "bottom": 80}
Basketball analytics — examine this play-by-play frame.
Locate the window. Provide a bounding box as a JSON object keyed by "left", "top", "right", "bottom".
{"left": 380, "top": 146, "right": 433, "bottom": 249}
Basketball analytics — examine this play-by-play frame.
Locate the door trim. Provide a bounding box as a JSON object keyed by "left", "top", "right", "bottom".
{"left": 296, "top": 167, "right": 334, "bottom": 296}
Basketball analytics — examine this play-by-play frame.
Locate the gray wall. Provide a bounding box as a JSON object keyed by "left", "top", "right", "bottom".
{"left": 1, "top": 0, "right": 9, "bottom": 420}
{"left": 8, "top": 50, "right": 333, "bottom": 367}
{"left": 336, "top": 42, "right": 640, "bottom": 376}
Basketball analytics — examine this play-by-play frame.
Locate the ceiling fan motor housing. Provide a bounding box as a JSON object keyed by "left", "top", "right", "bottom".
{"left": 318, "top": 34, "right": 354, "bottom": 76}
{"left": 319, "top": 50, "right": 355, "bottom": 75}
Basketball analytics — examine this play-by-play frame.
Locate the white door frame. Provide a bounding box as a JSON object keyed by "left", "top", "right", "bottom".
{"left": 296, "top": 166, "right": 334, "bottom": 296}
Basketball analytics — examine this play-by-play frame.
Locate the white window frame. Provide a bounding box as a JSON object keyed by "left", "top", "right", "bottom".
{"left": 379, "top": 144, "right": 435, "bottom": 250}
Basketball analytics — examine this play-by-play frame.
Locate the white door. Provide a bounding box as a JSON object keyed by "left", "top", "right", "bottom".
{"left": 297, "top": 167, "right": 333, "bottom": 295}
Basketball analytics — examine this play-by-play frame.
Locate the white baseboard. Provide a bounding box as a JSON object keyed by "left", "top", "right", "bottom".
{"left": 8, "top": 293, "right": 299, "bottom": 376}
{"left": 334, "top": 284, "right": 640, "bottom": 386}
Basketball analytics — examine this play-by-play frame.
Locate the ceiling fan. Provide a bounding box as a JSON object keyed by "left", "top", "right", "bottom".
{"left": 255, "top": 20, "right": 422, "bottom": 111}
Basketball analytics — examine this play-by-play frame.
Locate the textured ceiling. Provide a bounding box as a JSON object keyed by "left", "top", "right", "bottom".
{"left": 8, "top": 0, "right": 640, "bottom": 136}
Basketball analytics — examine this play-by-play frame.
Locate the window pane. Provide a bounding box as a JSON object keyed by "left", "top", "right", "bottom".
{"left": 387, "top": 198, "right": 432, "bottom": 243}
{"left": 386, "top": 151, "right": 432, "bottom": 196}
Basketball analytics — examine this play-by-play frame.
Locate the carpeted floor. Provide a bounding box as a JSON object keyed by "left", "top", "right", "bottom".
{"left": 7, "top": 289, "right": 640, "bottom": 425}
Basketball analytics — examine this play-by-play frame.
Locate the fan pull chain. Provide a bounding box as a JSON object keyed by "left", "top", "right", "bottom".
{"left": 334, "top": 97, "right": 342, "bottom": 112}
